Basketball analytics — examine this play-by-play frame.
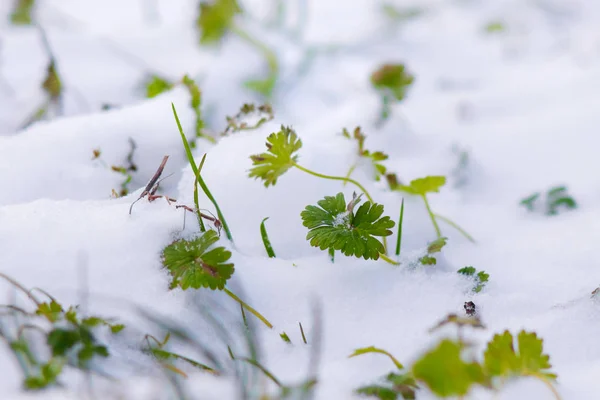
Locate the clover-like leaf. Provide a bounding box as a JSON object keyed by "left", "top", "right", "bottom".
{"left": 301, "top": 192, "right": 394, "bottom": 260}
{"left": 249, "top": 126, "right": 302, "bottom": 187}
{"left": 36, "top": 300, "right": 63, "bottom": 323}
{"left": 484, "top": 330, "right": 557, "bottom": 381}
{"left": 412, "top": 339, "right": 485, "bottom": 397}
{"left": 398, "top": 176, "right": 446, "bottom": 195}
{"left": 371, "top": 64, "right": 415, "bottom": 101}
{"left": 197, "top": 0, "right": 241, "bottom": 45}
{"left": 162, "top": 230, "right": 234, "bottom": 290}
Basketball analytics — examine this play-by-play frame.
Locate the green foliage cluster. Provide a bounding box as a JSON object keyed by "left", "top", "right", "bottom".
{"left": 342, "top": 126, "right": 389, "bottom": 181}
{"left": 301, "top": 192, "right": 395, "bottom": 261}
{"left": 520, "top": 186, "right": 577, "bottom": 216}
{"left": 223, "top": 103, "right": 274, "bottom": 135}
{"left": 418, "top": 237, "right": 447, "bottom": 266}
{"left": 353, "top": 330, "right": 558, "bottom": 400}
{"left": 457, "top": 266, "right": 489, "bottom": 293}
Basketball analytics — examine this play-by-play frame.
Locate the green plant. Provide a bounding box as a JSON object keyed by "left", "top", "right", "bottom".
{"left": 388, "top": 174, "right": 475, "bottom": 242}
{"left": 0, "top": 274, "right": 123, "bottom": 390}
{"left": 457, "top": 266, "right": 489, "bottom": 293}
{"left": 301, "top": 192, "right": 398, "bottom": 265}
{"left": 172, "top": 103, "right": 233, "bottom": 240}
{"left": 520, "top": 186, "right": 577, "bottom": 216}
{"left": 197, "top": 0, "right": 279, "bottom": 98}
{"left": 371, "top": 64, "right": 414, "bottom": 123}
{"left": 418, "top": 237, "right": 447, "bottom": 266}
{"left": 260, "top": 217, "right": 276, "bottom": 258}
{"left": 342, "top": 127, "right": 388, "bottom": 182}
{"left": 408, "top": 328, "right": 560, "bottom": 399}
{"left": 222, "top": 103, "right": 274, "bottom": 135}
{"left": 161, "top": 230, "right": 272, "bottom": 328}
{"left": 145, "top": 75, "right": 174, "bottom": 98}
{"left": 395, "top": 198, "right": 404, "bottom": 257}
{"left": 10, "top": 0, "right": 35, "bottom": 25}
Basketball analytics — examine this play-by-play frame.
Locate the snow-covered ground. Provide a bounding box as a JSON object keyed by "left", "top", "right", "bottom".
{"left": 2, "top": 0, "right": 600, "bottom": 399}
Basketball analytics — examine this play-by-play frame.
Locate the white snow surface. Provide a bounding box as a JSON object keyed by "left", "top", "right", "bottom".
{"left": 2, "top": 0, "right": 600, "bottom": 399}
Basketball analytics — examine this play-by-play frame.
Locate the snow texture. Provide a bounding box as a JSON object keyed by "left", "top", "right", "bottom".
{"left": 2, "top": 0, "right": 600, "bottom": 399}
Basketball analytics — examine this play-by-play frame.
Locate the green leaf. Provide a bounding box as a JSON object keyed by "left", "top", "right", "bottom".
{"left": 197, "top": 0, "right": 241, "bottom": 45}
{"left": 10, "top": 0, "right": 35, "bottom": 25}
{"left": 301, "top": 193, "right": 394, "bottom": 260}
{"left": 249, "top": 126, "right": 302, "bottom": 187}
{"left": 418, "top": 237, "right": 447, "bottom": 266}
{"left": 244, "top": 77, "right": 277, "bottom": 98}
{"left": 484, "top": 330, "right": 557, "bottom": 381}
{"left": 110, "top": 324, "right": 125, "bottom": 334}
{"left": 349, "top": 346, "right": 404, "bottom": 370}
{"left": 36, "top": 300, "right": 63, "bottom": 322}
{"left": 280, "top": 332, "right": 291, "bottom": 344}
{"left": 356, "top": 385, "right": 398, "bottom": 400}
{"left": 371, "top": 64, "right": 415, "bottom": 101}
{"left": 520, "top": 193, "right": 540, "bottom": 211}
{"left": 412, "top": 339, "right": 484, "bottom": 397}
{"left": 485, "top": 21, "right": 506, "bottom": 33}
{"left": 145, "top": 75, "right": 174, "bottom": 98}
{"left": 162, "top": 230, "right": 234, "bottom": 290}
{"left": 398, "top": 176, "right": 446, "bottom": 196}
{"left": 47, "top": 328, "right": 80, "bottom": 356}
{"left": 386, "top": 372, "right": 418, "bottom": 399}
{"left": 458, "top": 267, "right": 489, "bottom": 293}
{"left": 457, "top": 266, "right": 476, "bottom": 276}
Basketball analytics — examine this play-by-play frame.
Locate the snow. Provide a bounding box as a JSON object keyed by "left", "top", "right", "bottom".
{"left": 2, "top": 0, "right": 600, "bottom": 399}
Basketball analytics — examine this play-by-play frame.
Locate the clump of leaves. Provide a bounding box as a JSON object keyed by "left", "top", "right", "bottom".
{"left": 520, "top": 185, "right": 577, "bottom": 216}
{"left": 161, "top": 227, "right": 272, "bottom": 328}
{"left": 301, "top": 192, "right": 396, "bottom": 264}
{"left": 10, "top": 0, "right": 35, "bottom": 25}
{"left": 342, "top": 126, "right": 388, "bottom": 182}
{"left": 388, "top": 174, "right": 475, "bottom": 242}
{"left": 418, "top": 237, "right": 447, "bottom": 266}
{"left": 371, "top": 63, "right": 414, "bottom": 124}
{"left": 458, "top": 266, "right": 489, "bottom": 293}
{"left": 250, "top": 127, "right": 394, "bottom": 253}
{"left": 197, "top": 0, "right": 241, "bottom": 45}
{"left": 196, "top": 0, "right": 279, "bottom": 98}
{"left": 223, "top": 103, "right": 274, "bottom": 135}
{"left": 0, "top": 273, "right": 123, "bottom": 390}
{"left": 349, "top": 346, "right": 417, "bottom": 399}
{"left": 412, "top": 339, "right": 485, "bottom": 397}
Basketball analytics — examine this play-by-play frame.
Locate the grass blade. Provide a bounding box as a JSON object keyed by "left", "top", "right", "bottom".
{"left": 223, "top": 288, "right": 273, "bottom": 329}
{"left": 395, "top": 198, "right": 404, "bottom": 256}
{"left": 260, "top": 217, "right": 276, "bottom": 258}
{"left": 171, "top": 103, "right": 233, "bottom": 240}
{"left": 434, "top": 213, "right": 476, "bottom": 243}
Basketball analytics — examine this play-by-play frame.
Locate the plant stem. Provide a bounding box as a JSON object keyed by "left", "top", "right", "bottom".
{"left": 531, "top": 373, "right": 562, "bottom": 400}
{"left": 172, "top": 103, "right": 233, "bottom": 241}
{"left": 379, "top": 253, "right": 400, "bottom": 266}
{"left": 434, "top": 213, "right": 476, "bottom": 243}
{"left": 395, "top": 198, "right": 404, "bottom": 256}
{"left": 260, "top": 217, "right": 276, "bottom": 258}
{"left": 194, "top": 154, "right": 207, "bottom": 232}
{"left": 292, "top": 162, "right": 374, "bottom": 203}
{"left": 223, "top": 288, "right": 273, "bottom": 329}
{"left": 421, "top": 194, "right": 442, "bottom": 238}
{"left": 343, "top": 163, "right": 358, "bottom": 186}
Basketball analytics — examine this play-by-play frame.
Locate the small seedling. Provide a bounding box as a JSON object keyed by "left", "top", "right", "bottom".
{"left": 371, "top": 63, "right": 414, "bottom": 124}
{"left": 10, "top": 0, "right": 35, "bottom": 25}
{"left": 223, "top": 103, "right": 274, "bottom": 135}
{"left": 196, "top": 0, "right": 279, "bottom": 98}
{"left": 458, "top": 266, "right": 489, "bottom": 293}
{"left": 260, "top": 217, "right": 276, "bottom": 258}
{"left": 388, "top": 174, "right": 475, "bottom": 242}
{"left": 418, "top": 237, "right": 447, "bottom": 266}
{"left": 520, "top": 186, "right": 577, "bottom": 216}
{"left": 342, "top": 127, "right": 389, "bottom": 182}
{"left": 300, "top": 192, "right": 398, "bottom": 264}
{"left": 161, "top": 230, "right": 272, "bottom": 328}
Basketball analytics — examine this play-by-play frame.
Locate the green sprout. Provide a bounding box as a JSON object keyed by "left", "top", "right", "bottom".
{"left": 145, "top": 75, "right": 174, "bottom": 98}
{"left": 388, "top": 174, "right": 475, "bottom": 242}
{"left": 301, "top": 192, "right": 397, "bottom": 265}
{"left": 161, "top": 230, "right": 272, "bottom": 328}
{"left": 457, "top": 266, "right": 489, "bottom": 293}
{"left": 260, "top": 217, "right": 276, "bottom": 258}
{"left": 520, "top": 186, "right": 577, "bottom": 216}
{"left": 342, "top": 127, "right": 388, "bottom": 182}
{"left": 371, "top": 64, "right": 414, "bottom": 124}
{"left": 418, "top": 237, "right": 447, "bottom": 266}
{"left": 197, "top": 0, "right": 279, "bottom": 98}
{"left": 10, "top": 0, "right": 35, "bottom": 25}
